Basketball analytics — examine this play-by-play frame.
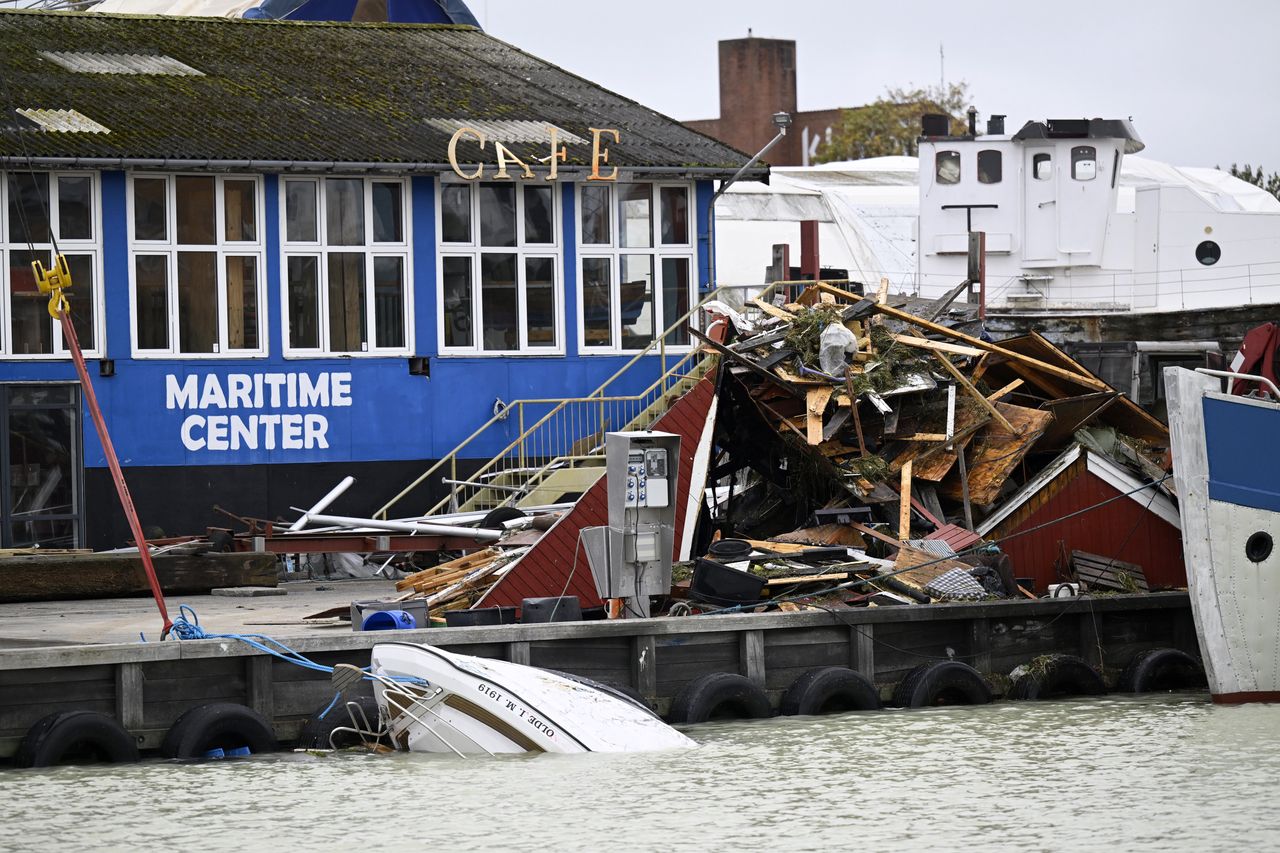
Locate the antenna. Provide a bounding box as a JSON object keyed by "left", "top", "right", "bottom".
{"left": 939, "top": 42, "right": 945, "bottom": 91}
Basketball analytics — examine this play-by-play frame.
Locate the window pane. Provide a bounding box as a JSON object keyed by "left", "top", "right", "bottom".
{"left": 9, "top": 249, "right": 52, "bottom": 354}
{"left": 662, "top": 258, "right": 691, "bottom": 346}
{"left": 977, "top": 150, "right": 1002, "bottom": 184}
{"left": 135, "top": 255, "right": 169, "bottom": 350}
{"left": 287, "top": 256, "right": 319, "bottom": 349}
{"left": 285, "top": 180, "right": 318, "bottom": 242}
{"left": 225, "top": 256, "right": 259, "bottom": 350}
{"left": 1072, "top": 146, "right": 1097, "bottom": 181}
{"left": 580, "top": 185, "right": 610, "bottom": 245}
{"left": 57, "top": 176, "right": 92, "bottom": 240}
{"left": 372, "top": 182, "right": 403, "bottom": 243}
{"left": 8, "top": 173, "right": 51, "bottom": 244}
{"left": 619, "top": 255, "right": 653, "bottom": 349}
{"left": 479, "top": 184, "right": 517, "bottom": 248}
{"left": 327, "top": 252, "right": 366, "bottom": 351}
{"left": 175, "top": 176, "right": 216, "bottom": 244}
{"left": 63, "top": 254, "right": 94, "bottom": 351}
{"left": 1033, "top": 153, "right": 1052, "bottom": 181}
{"left": 223, "top": 179, "right": 257, "bottom": 242}
{"left": 524, "top": 185, "right": 554, "bottom": 244}
{"left": 326, "top": 178, "right": 365, "bottom": 246}
{"left": 442, "top": 256, "right": 473, "bottom": 348}
{"left": 373, "top": 256, "right": 405, "bottom": 348}
{"left": 525, "top": 257, "right": 556, "bottom": 348}
{"left": 441, "top": 184, "right": 472, "bottom": 243}
{"left": 134, "top": 177, "right": 167, "bottom": 241}
{"left": 177, "top": 251, "right": 218, "bottom": 352}
{"left": 936, "top": 151, "right": 960, "bottom": 185}
{"left": 582, "top": 257, "right": 612, "bottom": 347}
{"left": 480, "top": 253, "right": 518, "bottom": 351}
{"left": 8, "top": 406, "right": 75, "bottom": 539}
{"left": 619, "top": 183, "right": 652, "bottom": 248}
{"left": 660, "top": 186, "right": 689, "bottom": 245}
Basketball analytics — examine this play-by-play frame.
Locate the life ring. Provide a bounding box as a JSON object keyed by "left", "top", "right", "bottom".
{"left": 296, "top": 695, "right": 382, "bottom": 750}
{"left": 892, "top": 661, "right": 993, "bottom": 708}
{"left": 13, "top": 710, "right": 139, "bottom": 768}
{"left": 161, "top": 702, "right": 278, "bottom": 759}
{"left": 780, "top": 666, "right": 881, "bottom": 716}
{"left": 1118, "top": 648, "right": 1207, "bottom": 693}
{"left": 667, "top": 672, "right": 772, "bottom": 724}
{"left": 1008, "top": 655, "right": 1106, "bottom": 700}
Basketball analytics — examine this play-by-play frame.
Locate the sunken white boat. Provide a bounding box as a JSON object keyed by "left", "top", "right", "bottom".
{"left": 1165, "top": 366, "right": 1280, "bottom": 703}
{"left": 369, "top": 643, "right": 695, "bottom": 755}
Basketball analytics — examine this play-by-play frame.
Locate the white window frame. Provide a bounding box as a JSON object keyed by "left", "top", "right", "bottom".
{"left": 0, "top": 170, "right": 104, "bottom": 359}
{"left": 435, "top": 178, "right": 564, "bottom": 356}
{"left": 574, "top": 180, "right": 697, "bottom": 355}
{"left": 127, "top": 173, "right": 268, "bottom": 358}
{"left": 279, "top": 176, "right": 413, "bottom": 358}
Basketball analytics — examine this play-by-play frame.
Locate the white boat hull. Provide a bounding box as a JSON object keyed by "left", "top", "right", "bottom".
{"left": 1165, "top": 368, "right": 1280, "bottom": 702}
{"left": 369, "top": 642, "right": 695, "bottom": 755}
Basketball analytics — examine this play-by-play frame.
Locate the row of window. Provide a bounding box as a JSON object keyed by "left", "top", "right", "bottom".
{"left": 934, "top": 146, "right": 1107, "bottom": 186}
{"left": 0, "top": 172, "right": 700, "bottom": 359}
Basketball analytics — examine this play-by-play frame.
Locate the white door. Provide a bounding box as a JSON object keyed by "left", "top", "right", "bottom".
{"left": 1023, "top": 148, "right": 1058, "bottom": 263}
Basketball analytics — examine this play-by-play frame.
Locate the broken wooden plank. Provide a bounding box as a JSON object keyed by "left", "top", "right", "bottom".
{"left": 985, "top": 378, "right": 1024, "bottom": 402}
{"left": 765, "top": 571, "right": 855, "bottom": 587}
{"left": 806, "top": 386, "right": 834, "bottom": 445}
{"left": 898, "top": 459, "right": 913, "bottom": 541}
{"left": 822, "top": 407, "right": 852, "bottom": 442}
{"left": 396, "top": 548, "right": 499, "bottom": 591}
{"left": 893, "top": 335, "right": 985, "bottom": 358}
{"left": 934, "top": 351, "right": 1017, "bottom": 433}
{"left": 938, "top": 403, "right": 1055, "bottom": 505}
{"left": 1072, "top": 550, "right": 1149, "bottom": 592}
{"left": 750, "top": 297, "right": 796, "bottom": 321}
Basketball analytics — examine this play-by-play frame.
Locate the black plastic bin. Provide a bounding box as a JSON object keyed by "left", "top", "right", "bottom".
{"left": 444, "top": 607, "right": 503, "bottom": 627}
{"left": 690, "top": 558, "right": 766, "bottom": 606}
{"left": 520, "top": 596, "right": 582, "bottom": 623}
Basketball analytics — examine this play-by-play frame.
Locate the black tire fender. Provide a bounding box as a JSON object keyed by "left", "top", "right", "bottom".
{"left": 780, "top": 666, "right": 881, "bottom": 716}
{"left": 296, "top": 695, "right": 381, "bottom": 750}
{"left": 892, "top": 661, "right": 993, "bottom": 708}
{"left": 1119, "top": 648, "right": 1207, "bottom": 693}
{"left": 667, "top": 672, "right": 772, "bottom": 724}
{"left": 162, "top": 702, "right": 278, "bottom": 759}
{"left": 1008, "top": 655, "right": 1106, "bottom": 700}
{"left": 14, "top": 710, "right": 139, "bottom": 768}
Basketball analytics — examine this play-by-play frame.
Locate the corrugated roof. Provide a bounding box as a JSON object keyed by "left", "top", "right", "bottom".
{"left": 0, "top": 10, "right": 754, "bottom": 173}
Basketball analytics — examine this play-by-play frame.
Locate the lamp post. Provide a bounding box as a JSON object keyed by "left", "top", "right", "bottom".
{"left": 705, "top": 111, "right": 791, "bottom": 292}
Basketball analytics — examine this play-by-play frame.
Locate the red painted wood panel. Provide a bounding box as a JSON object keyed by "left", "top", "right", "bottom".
{"left": 994, "top": 470, "right": 1185, "bottom": 592}
{"left": 482, "top": 376, "right": 716, "bottom": 610}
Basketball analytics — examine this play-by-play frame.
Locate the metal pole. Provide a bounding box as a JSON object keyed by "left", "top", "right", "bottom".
{"left": 59, "top": 312, "right": 173, "bottom": 637}
{"left": 706, "top": 118, "right": 789, "bottom": 291}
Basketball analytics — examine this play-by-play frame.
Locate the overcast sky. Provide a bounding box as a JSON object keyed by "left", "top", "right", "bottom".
{"left": 481, "top": 0, "right": 1279, "bottom": 170}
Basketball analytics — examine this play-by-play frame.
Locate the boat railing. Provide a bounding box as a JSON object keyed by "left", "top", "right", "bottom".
{"left": 1194, "top": 367, "right": 1280, "bottom": 399}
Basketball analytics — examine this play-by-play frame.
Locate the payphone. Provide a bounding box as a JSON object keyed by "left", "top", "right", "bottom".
{"left": 582, "top": 431, "right": 680, "bottom": 617}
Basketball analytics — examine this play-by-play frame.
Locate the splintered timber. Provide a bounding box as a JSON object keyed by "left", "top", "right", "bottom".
{"left": 164, "top": 371, "right": 353, "bottom": 451}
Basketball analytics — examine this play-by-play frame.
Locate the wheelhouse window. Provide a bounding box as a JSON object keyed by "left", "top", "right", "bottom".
{"left": 1071, "top": 146, "right": 1097, "bottom": 181}
{"left": 281, "top": 177, "right": 411, "bottom": 356}
{"left": 129, "top": 174, "right": 265, "bottom": 356}
{"left": 1, "top": 171, "right": 101, "bottom": 357}
{"left": 1032, "top": 153, "right": 1052, "bottom": 181}
{"left": 935, "top": 151, "right": 961, "bottom": 185}
{"left": 437, "top": 181, "right": 560, "bottom": 354}
{"left": 977, "top": 150, "right": 1002, "bottom": 184}
{"left": 577, "top": 182, "right": 695, "bottom": 353}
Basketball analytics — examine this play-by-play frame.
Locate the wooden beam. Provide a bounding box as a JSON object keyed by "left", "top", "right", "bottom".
{"left": 898, "top": 459, "right": 913, "bottom": 541}
{"left": 750, "top": 297, "right": 796, "bottom": 322}
{"left": 934, "top": 351, "right": 1017, "bottom": 434}
{"left": 893, "top": 335, "right": 985, "bottom": 358}
{"left": 806, "top": 386, "right": 833, "bottom": 445}
{"left": 814, "top": 282, "right": 1109, "bottom": 391}
{"left": 986, "top": 378, "right": 1024, "bottom": 402}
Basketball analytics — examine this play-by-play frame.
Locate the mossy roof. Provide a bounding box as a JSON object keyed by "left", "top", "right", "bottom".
{"left": 0, "top": 9, "right": 753, "bottom": 173}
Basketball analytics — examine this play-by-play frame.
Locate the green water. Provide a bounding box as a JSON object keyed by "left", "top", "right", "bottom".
{"left": 3, "top": 694, "right": 1277, "bottom": 852}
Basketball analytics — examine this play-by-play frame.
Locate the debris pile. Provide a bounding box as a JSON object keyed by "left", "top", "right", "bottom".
{"left": 683, "top": 279, "right": 1176, "bottom": 612}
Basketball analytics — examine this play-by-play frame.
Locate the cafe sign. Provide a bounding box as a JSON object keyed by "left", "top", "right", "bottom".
{"left": 447, "top": 125, "right": 620, "bottom": 182}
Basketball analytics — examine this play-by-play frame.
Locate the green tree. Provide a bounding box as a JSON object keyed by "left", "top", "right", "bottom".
{"left": 816, "top": 82, "right": 972, "bottom": 163}
{"left": 1225, "top": 163, "right": 1280, "bottom": 200}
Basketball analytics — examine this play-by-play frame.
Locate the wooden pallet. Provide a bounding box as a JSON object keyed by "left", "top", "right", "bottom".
{"left": 1072, "top": 550, "right": 1149, "bottom": 593}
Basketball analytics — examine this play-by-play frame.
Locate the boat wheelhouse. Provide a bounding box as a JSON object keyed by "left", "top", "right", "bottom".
{"left": 0, "top": 10, "right": 758, "bottom": 548}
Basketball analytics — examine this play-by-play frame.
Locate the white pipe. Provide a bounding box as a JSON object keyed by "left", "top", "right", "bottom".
{"left": 288, "top": 476, "right": 357, "bottom": 533}
{"left": 301, "top": 512, "right": 502, "bottom": 542}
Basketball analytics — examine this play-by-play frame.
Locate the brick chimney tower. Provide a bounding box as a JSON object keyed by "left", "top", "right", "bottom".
{"left": 687, "top": 35, "right": 799, "bottom": 165}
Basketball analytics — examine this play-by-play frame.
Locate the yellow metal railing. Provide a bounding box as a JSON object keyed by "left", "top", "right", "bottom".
{"left": 374, "top": 282, "right": 778, "bottom": 520}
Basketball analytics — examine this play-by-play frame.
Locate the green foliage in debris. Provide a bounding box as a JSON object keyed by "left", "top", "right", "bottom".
{"left": 840, "top": 454, "right": 891, "bottom": 482}
{"left": 783, "top": 306, "right": 846, "bottom": 370}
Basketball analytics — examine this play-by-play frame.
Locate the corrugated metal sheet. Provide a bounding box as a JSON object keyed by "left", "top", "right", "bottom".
{"left": 990, "top": 468, "right": 1185, "bottom": 592}
{"left": 482, "top": 376, "right": 717, "bottom": 610}
{"left": 15, "top": 108, "right": 109, "bottom": 134}
{"left": 39, "top": 51, "right": 204, "bottom": 76}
